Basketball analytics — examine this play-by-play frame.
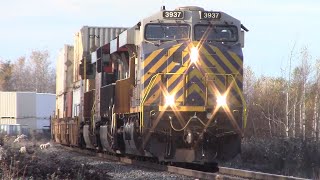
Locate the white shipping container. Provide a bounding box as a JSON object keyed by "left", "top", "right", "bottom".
{"left": 36, "top": 118, "right": 50, "bottom": 129}
{"left": 0, "top": 117, "right": 49, "bottom": 131}
{"left": 0, "top": 92, "right": 36, "bottom": 118}
{"left": 72, "top": 87, "right": 81, "bottom": 117}
{"left": 36, "top": 93, "right": 55, "bottom": 118}
{"left": 16, "top": 118, "right": 37, "bottom": 131}
{"left": 56, "top": 45, "right": 74, "bottom": 95}
{"left": 1, "top": 117, "right": 37, "bottom": 131}
{"left": 73, "top": 26, "right": 127, "bottom": 82}
{"left": 0, "top": 92, "right": 55, "bottom": 131}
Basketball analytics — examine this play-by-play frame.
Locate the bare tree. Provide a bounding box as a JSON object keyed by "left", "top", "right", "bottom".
{"left": 285, "top": 42, "right": 297, "bottom": 138}
{"left": 0, "top": 60, "right": 14, "bottom": 91}
{"left": 11, "top": 57, "right": 33, "bottom": 91}
{"left": 29, "top": 50, "right": 56, "bottom": 93}
{"left": 243, "top": 66, "right": 256, "bottom": 136}
{"left": 1, "top": 50, "right": 56, "bottom": 93}
{"left": 300, "top": 47, "right": 311, "bottom": 141}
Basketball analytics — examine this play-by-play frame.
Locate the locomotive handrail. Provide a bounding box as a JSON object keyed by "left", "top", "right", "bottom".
{"left": 140, "top": 73, "right": 160, "bottom": 133}
{"left": 91, "top": 95, "right": 96, "bottom": 134}
{"left": 205, "top": 73, "right": 247, "bottom": 129}
{"left": 139, "top": 72, "right": 185, "bottom": 133}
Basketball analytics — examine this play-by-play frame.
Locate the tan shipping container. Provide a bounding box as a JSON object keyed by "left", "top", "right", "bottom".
{"left": 73, "top": 26, "right": 127, "bottom": 83}
{"left": 56, "top": 94, "right": 65, "bottom": 119}
{"left": 0, "top": 118, "right": 17, "bottom": 125}
{"left": 56, "top": 45, "right": 74, "bottom": 96}
{"left": 0, "top": 92, "right": 36, "bottom": 118}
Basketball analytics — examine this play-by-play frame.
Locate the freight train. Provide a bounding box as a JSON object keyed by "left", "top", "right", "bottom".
{"left": 53, "top": 6, "right": 248, "bottom": 164}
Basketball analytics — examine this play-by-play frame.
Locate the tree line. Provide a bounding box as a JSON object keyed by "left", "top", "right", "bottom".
{"left": 244, "top": 47, "right": 320, "bottom": 141}
{"left": 0, "top": 50, "right": 55, "bottom": 93}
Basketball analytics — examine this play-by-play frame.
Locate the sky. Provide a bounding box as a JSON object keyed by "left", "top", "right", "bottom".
{"left": 0, "top": 0, "right": 319, "bottom": 77}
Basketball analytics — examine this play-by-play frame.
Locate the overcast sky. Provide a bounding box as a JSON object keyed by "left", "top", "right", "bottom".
{"left": 1, "top": 0, "right": 319, "bottom": 77}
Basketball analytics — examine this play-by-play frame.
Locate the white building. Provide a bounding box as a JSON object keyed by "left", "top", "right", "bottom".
{"left": 0, "top": 92, "right": 55, "bottom": 132}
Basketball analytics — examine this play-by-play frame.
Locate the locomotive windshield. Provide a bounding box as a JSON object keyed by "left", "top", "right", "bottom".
{"left": 194, "top": 25, "right": 238, "bottom": 42}
{"left": 145, "top": 24, "right": 190, "bottom": 41}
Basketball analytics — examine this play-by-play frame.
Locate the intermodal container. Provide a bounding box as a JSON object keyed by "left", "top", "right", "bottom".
{"left": 66, "top": 91, "right": 73, "bottom": 118}
{"left": 56, "top": 45, "right": 74, "bottom": 95}
{"left": 55, "top": 94, "right": 64, "bottom": 119}
{"left": 73, "top": 26, "right": 127, "bottom": 82}
{"left": 0, "top": 92, "right": 36, "bottom": 118}
{"left": 36, "top": 93, "right": 55, "bottom": 119}
{"left": 72, "top": 86, "right": 81, "bottom": 117}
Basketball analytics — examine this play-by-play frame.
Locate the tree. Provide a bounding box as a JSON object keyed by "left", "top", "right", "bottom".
{"left": 29, "top": 50, "right": 56, "bottom": 93}
{"left": 299, "top": 47, "right": 311, "bottom": 141}
{"left": 0, "top": 60, "right": 14, "bottom": 91}
{"left": 11, "top": 57, "right": 33, "bottom": 91}
{"left": 1, "top": 50, "right": 56, "bottom": 93}
{"left": 243, "top": 66, "right": 256, "bottom": 136}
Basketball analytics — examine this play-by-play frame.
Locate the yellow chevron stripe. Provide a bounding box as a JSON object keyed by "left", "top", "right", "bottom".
{"left": 166, "top": 49, "right": 190, "bottom": 86}
{"left": 145, "top": 48, "right": 190, "bottom": 102}
{"left": 142, "top": 44, "right": 182, "bottom": 84}
{"left": 199, "top": 49, "right": 242, "bottom": 105}
{"left": 200, "top": 48, "right": 226, "bottom": 74}
{"left": 228, "top": 51, "right": 243, "bottom": 68}
{"left": 141, "top": 44, "right": 184, "bottom": 97}
{"left": 226, "top": 51, "right": 243, "bottom": 106}
{"left": 176, "top": 83, "right": 205, "bottom": 101}
{"left": 200, "top": 48, "right": 227, "bottom": 93}
{"left": 206, "top": 45, "right": 242, "bottom": 86}
{"left": 144, "top": 48, "right": 190, "bottom": 104}
{"left": 211, "top": 46, "right": 237, "bottom": 73}
{"left": 143, "top": 49, "right": 162, "bottom": 67}
{"left": 144, "top": 44, "right": 190, "bottom": 94}
{"left": 188, "top": 69, "right": 203, "bottom": 80}
{"left": 187, "top": 83, "right": 204, "bottom": 96}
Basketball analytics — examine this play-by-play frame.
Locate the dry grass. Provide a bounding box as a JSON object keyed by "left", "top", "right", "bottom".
{"left": 0, "top": 134, "right": 110, "bottom": 179}
{"left": 221, "top": 137, "right": 320, "bottom": 179}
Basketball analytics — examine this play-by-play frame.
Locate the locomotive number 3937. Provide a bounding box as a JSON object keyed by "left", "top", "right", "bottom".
{"left": 200, "top": 11, "right": 221, "bottom": 20}
{"left": 163, "top": 11, "right": 184, "bottom": 19}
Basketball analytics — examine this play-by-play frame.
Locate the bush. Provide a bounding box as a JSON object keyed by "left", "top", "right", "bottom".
{"left": 235, "top": 137, "right": 320, "bottom": 178}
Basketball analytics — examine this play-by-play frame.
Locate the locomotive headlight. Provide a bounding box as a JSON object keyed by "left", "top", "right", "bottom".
{"left": 190, "top": 47, "right": 199, "bottom": 64}
{"left": 216, "top": 94, "right": 227, "bottom": 107}
{"left": 165, "top": 95, "right": 175, "bottom": 106}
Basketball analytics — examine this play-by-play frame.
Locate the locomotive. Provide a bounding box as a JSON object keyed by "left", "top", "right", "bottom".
{"left": 53, "top": 6, "right": 248, "bottom": 164}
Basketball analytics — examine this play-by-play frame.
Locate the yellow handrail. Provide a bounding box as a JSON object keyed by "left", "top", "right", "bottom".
{"left": 229, "top": 75, "right": 247, "bottom": 129}
{"left": 205, "top": 73, "right": 247, "bottom": 129}
{"left": 139, "top": 73, "right": 160, "bottom": 133}
{"left": 139, "top": 72, "right": 185, "bottom": 133}
{"left": 91, "top": 94, "right": 96, "bottom": 133}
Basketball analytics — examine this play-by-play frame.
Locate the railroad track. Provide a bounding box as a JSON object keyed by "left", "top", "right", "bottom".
{"left": 61, "top": 145, "right": 309, "bottom": 180}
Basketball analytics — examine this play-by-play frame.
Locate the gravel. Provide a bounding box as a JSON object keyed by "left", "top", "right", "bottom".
{"left": 0, "top": 136, "right": 195, "bottom": 180}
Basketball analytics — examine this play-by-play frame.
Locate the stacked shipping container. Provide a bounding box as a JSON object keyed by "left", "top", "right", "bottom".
{"left": 56, "top": 45, "right": 74, "bottom": 119}
{"left": 56, "top": 26, "right": 127, "bottom": 119}
{"left": 54, "top": 26, "right": 126, "bottom": 146}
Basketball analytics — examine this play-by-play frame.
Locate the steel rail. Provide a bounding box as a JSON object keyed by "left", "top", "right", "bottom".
{"left": 60, "top": 145, "right": 309, "bottom": 180}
